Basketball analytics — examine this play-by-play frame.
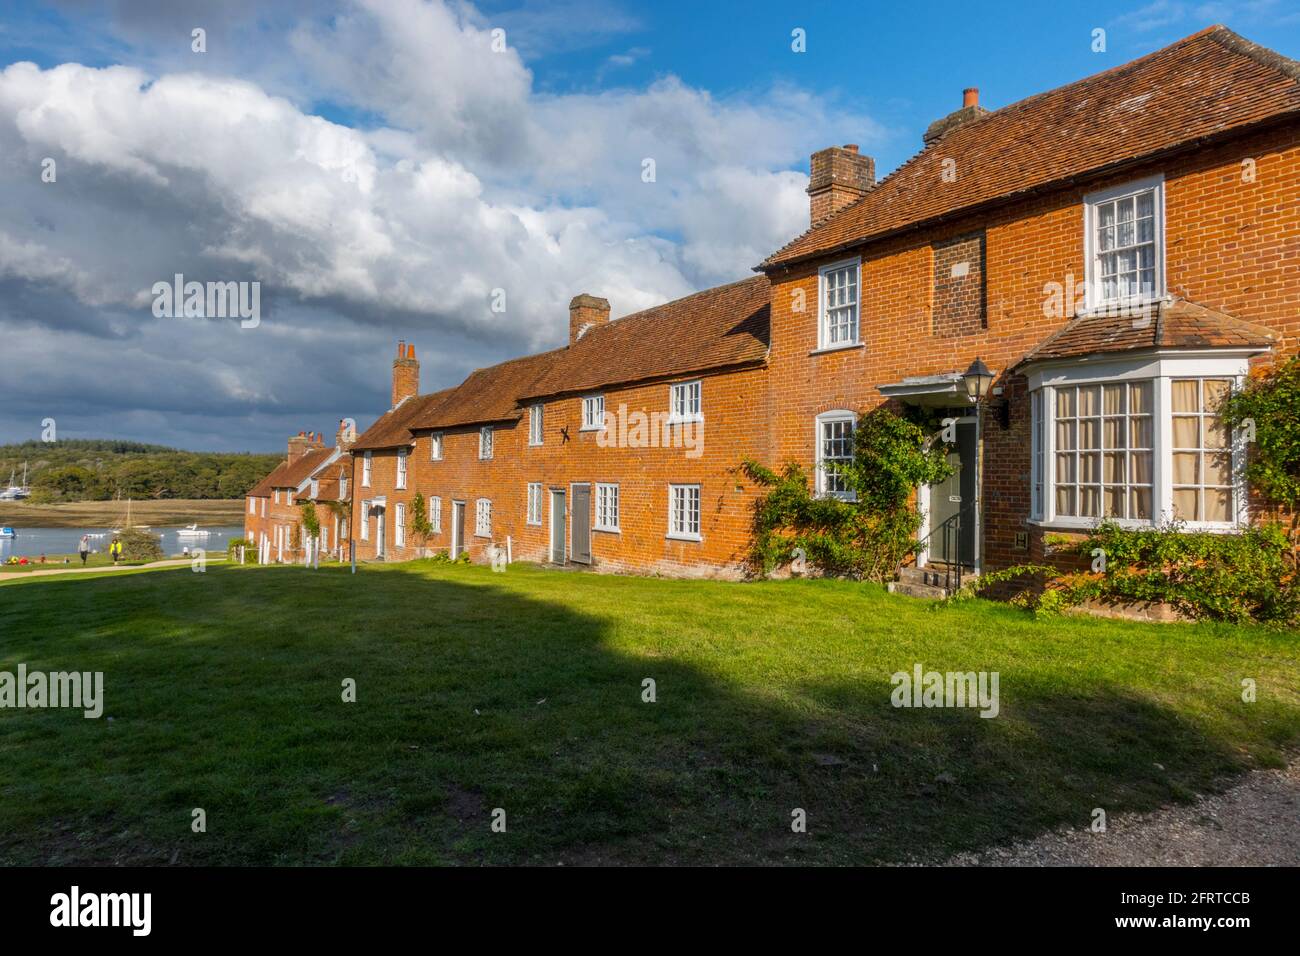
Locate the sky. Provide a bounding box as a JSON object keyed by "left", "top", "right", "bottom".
{"left": 0, "top": 0, "right": 1297, "bottom": 452}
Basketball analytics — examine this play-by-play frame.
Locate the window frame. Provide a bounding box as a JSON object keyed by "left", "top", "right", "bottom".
{"left": 1028, "top": 354, "right": 1249, "bottom": 532}
{"left": 1083, "top": 174, "right": 1166, "bottom": 313}
{"left": 395, "top": 448, "right": 408, "bottom": 489}
{"left": 430, "top": 495, "right": 442, "bottom": 534}
{"left": 479, "top": 425, "right": 494, "bottom": 460}
{"left": 815, "top": 410, "right": 857, "bottom": 501}
{"left": 475, "top": 498, "right": 492, "bottom": 538}
{"left": 361, "top": 451, "right": 372, "bottom": 487}
{"left": 816, "top": 257, "right": 862, "bottom": 351}
{"left": 528, "top": 404, "right": 544, "bottom": 446}
{"left": 526, "top": 482, "right": 543, "bottom": 526}
{"left": 430, "top": 432, "right": 443, "bottom": 461}
{"left": 360, "top": 499, "right": 370, "bottom": 540}
{"left": 668, "top": 380, "right": 703, "bottom": 424}
{"left": 395, "top": 501, "right": 406, "bottom": 547}
{"left": 666, "top": 483, "right": 702, "bottom": 542}
{"left": 595, "top": 482, "right": 620, "bottom": 533}
{"left": 581, "top": 394, "right": 605, "bottom": 432}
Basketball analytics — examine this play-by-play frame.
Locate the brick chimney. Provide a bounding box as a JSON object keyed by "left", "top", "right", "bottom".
{"left": 923, "top": 87, "right": 989, "bottom": 146}
{"left": 287, "top": 431, "right": 309, "bottom": 462}
{"left": 569, "top": 294, "right": 610, "bottom": 344}
{"left": 336, "top": 418, "right": 356, "bottom": 451}
{"left": 392, "top": 341, "right": 419, "bottom": 408}
{"left": 807, "top": 144, "right": 875, "bottom": 225}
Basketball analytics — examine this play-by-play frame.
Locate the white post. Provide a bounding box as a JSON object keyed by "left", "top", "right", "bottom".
{"left": 507, "top": 535, "right": 513, "bottom": 564}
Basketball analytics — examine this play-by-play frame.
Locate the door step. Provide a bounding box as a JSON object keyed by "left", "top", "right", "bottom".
{"left": 888, "top": 564, "right": 977, "bottom": 600}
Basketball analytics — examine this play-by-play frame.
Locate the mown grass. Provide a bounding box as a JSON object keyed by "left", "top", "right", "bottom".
{"left": 0, "top": 560, "right": 1296, "bottom": 865}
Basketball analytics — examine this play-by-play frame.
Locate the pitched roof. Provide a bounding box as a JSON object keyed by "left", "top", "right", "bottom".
{"left": 277, "top": 446, "right": 334, "bottom": 488}
{"left": 1018, "top": 298, "right": 1277, "bottom": 366}
{"left": 761, "top": 26, "right": 1300, "bottom": 270}
{"left": 350, "top": 388, "right": 455, "bottom": 451}
{"left": 247, "top": 460, "right": 292, "bottom": 498}
{"left": 412, "top": 350, "right": 564, "bottom": 430}
{"left": 516, "top": 276, "right": 770, "bottom": 401}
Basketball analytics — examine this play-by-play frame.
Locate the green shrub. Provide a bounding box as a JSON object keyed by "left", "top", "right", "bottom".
{"left": 1221, "top": 356, "right": 1300, "bottom": 508}
{"left": 964, "top": 520, "right": 1299, "bottom": 625}
{"left": 118, "top": 528, "right": 164, "bottom": 563}
{"left": 742, "top": 407, "right": 952, "bottom": 581}
{"left": 227, "top": 537, "right": 258, "bottom": 564}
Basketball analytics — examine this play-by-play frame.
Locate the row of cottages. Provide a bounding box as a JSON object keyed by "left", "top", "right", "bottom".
{"left": 248, "top": 26, "right": 1300, "bottom": 584}
{"left": 244, "top": 423, "right": 356, "bottom": 563}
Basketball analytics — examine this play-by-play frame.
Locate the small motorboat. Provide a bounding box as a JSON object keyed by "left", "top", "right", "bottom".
{"left": 0, "top": 527, "right": 16, "bottom": 539}
{"left": 176, "top": 524, "right": 209, "bottom": 537}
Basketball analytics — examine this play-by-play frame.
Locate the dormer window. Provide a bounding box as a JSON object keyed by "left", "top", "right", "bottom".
{"left": 1084, "top": 175, "right": 1164, "bottom": 310}
{"left": 818, "top": 258, "right": 860, "bottom": 350}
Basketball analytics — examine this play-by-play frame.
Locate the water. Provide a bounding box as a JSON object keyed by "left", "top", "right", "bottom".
{"left": 0, "top": 525, "right": 244, "bottom": 558}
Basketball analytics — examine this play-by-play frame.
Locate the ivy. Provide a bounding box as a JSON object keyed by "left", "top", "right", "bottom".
{"left": 408, "top": 492, "right": 434, "bottom": 553}
{"left": 1221, "top": 356, "right": 1300, "bottom": 509}
{"left": 301, "top": 501, "right": 321, "bottom": 539}
{"left": 742, "top": 407, "right": 953, "bottom": 582}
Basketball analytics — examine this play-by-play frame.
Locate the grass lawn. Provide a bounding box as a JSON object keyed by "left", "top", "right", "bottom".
{"left": 1, "top": 560, "right": 1297, "bottom": 865}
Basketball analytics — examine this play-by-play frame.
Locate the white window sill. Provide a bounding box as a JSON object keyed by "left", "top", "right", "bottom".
{"left": 810, "top": 342, "right": 864, "bottom": 357}
{"left": 1029, "top": 517, "right": 1243, "bottom": 535}
{"left": 474, "top": 532, "right": 491, "bottom": 539}
{"left": 595, "top": 525, "right": 621, "bottom": 534}
{"left": 666, "top": 415, "right": 704, "bottom": 426}
{"left": 1077, "top": 294, "right": 1168, "bottom": 319}
{"left": 478, "top": 456, "right": 493, "bottom": 461}
{"left": 816, "top": 491, "right": 857, "bottom": 503}
{"left": 526, "top": 519, "right": 542, "bottom": 527}
{"left": 666, "top": 532, "right": 702, "bottom": 543}
{"left": 579, "top": 425, "right": 604, "bottom": 433}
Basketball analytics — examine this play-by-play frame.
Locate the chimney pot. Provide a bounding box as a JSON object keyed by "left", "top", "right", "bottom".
{"left": 963, "top": 87, "right": 979, "bottom": 108}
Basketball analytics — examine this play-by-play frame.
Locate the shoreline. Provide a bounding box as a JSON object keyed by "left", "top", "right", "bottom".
{"left": 0, "top": 498, "right": 246, "bottom": 529}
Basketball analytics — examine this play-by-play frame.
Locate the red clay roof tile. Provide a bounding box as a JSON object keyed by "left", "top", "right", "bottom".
{"left": 761, "top": 27, "right": 1300, "bottom": 270}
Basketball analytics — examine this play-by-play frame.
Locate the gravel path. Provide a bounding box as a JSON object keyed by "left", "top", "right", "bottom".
{"left": 946, "top": 760, "right": 1300, "bottom": 866}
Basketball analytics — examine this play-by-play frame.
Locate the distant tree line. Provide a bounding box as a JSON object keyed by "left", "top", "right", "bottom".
{"left": 0, "top": 440, "right": 283, "bottom": 502}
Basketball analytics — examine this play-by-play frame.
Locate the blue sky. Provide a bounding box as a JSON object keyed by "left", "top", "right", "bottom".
{"left": 0, "top": 1, "right": 1296, "bottom": 451}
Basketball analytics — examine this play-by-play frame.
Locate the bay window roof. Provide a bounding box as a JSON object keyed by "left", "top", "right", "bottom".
{"left": 1018, "top": 298, "right": 1275, "bottom": 368}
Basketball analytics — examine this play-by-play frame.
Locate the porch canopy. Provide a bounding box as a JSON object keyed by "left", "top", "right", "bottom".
{"left": 876, "top": 371, "right": 976, "bottom": 407}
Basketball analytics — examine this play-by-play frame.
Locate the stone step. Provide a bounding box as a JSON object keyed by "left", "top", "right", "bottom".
{"left": 887, "top": 580, "right": 950, "bottom": 601}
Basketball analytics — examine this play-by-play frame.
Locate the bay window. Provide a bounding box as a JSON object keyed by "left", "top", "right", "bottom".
{"left": 1028, "top": 357, "right": 1244, "bottom": 529}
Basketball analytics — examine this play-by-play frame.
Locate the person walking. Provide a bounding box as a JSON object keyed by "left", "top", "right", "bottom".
{"left": 109, "top": 537, "right": 122, "bottom": 565}
{"left": 79, "top": 534, "right": 90, "bottom": 566}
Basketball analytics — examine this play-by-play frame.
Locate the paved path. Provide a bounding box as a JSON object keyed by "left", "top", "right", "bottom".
{"left": 945, "top": 760, "right": 1300, "bottom": 866}
{"left": 0, "top": 557, "right": 226, "bottom": 582}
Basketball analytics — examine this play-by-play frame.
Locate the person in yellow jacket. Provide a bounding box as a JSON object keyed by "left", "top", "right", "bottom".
{"left": 109, "top": 537, "right": 123, "bottom": 565}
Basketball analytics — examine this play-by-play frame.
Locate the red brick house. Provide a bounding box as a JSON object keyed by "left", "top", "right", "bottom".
{"left": 267, "top": 26, "right": 1299, "bottom": 584}
{"left": 245, "top": 422, "right": 356, "bottom": 563}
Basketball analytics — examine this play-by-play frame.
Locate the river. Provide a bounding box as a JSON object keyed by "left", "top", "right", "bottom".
{"left": 0, "top": 525, "right": 245, "bottom": 558}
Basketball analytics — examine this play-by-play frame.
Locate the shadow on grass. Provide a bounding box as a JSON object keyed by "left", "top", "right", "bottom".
{"left": 0, "top": 562, "right": 1291, "bottom": 865}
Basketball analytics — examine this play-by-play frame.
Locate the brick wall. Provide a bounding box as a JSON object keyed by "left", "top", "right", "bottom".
{"left": 767, "top": 123, "right": 1300, "bottom": 574}
{"left": 350, "top": 364, "right": 772, "bottom": 577}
